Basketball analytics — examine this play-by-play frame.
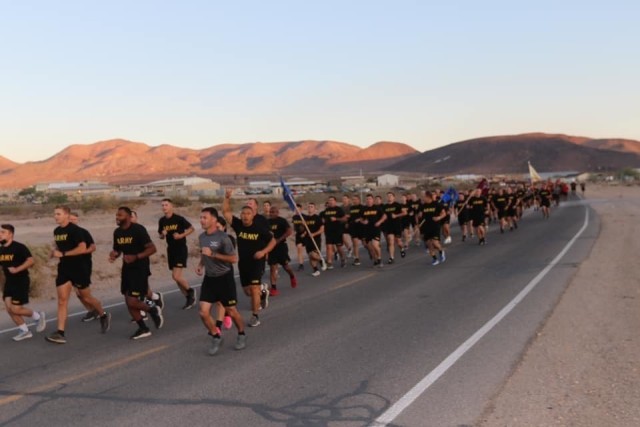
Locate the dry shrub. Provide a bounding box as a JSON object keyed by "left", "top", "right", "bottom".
{"left": 27, "top": 244, "right": 56, "bottom": 298}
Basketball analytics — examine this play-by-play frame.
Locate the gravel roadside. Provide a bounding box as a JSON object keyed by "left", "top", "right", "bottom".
{"left": 479, "top": 185, "right": 640, "bottom": 427}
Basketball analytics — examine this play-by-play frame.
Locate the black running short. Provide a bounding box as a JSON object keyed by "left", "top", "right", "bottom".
{"left": 200, "top": 270, "right": 237, "bottom": 307}
{"left": 363, "top": 226, "right": 381, "bottom": 242}
{"left": 440, "top": 214, "right": 451, "bottom": 225}
{"left": 324, "top": 230, "right": 343, "bottom": 246}
{"left": 383, "top": 222, "right": 403, "bottom": 236}
{"left": 238, "top": 260, "right": 264, "bottom": 287}
{"left": 304, "top": 236, "right": 322, "bottom": 255}
{"left": 56, "top": 263, "right": 90, "bottom": 289}
{"left": 295, "top": 234, "right": 304, "bottom": 246}
{"left": 2, "top": 277, "right": 29, "bottom": 305}
{"left": 348, "top": 223, "right": 364, "bottom": 240}
{"left": 167, "top": 245, "right": 188, "bottom": 269}
{"left": 268, "top": 245, "right": 290, "bottom": 266}
{"left": 471, "top": 215, "right": 485, "bottom": 228}
{"left": 421, "top": 223, "right": 441, "bottom": 242}
{"left": 121, "top": 267, "right": 149, "bottom": 297}
{"left": 540, "top": 199, "right": 551, "bottom": 208}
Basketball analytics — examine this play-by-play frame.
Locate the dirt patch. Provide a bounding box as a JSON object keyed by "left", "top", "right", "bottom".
{"left": 478, "top": 184, "right": 640, "bottom": 427}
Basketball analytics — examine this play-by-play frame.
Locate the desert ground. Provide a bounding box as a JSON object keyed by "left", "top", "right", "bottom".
{"left": 1, "top": 185, "right": 639, "bottom": 426}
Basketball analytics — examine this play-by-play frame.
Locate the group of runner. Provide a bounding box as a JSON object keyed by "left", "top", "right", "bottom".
{"left": 1, "top": 181, "right": 567, "bottom": 355}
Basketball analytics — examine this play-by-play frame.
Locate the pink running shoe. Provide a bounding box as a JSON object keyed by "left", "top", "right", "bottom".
{"left": 223, "top": 316, "right": 232, "bottom": 330}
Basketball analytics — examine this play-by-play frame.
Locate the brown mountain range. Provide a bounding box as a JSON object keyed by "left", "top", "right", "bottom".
{"left": 0, "top": 139, "right": 418, "bottom": 188}
{"left": 388, "top": 133, "right": 640, "bottom": 175}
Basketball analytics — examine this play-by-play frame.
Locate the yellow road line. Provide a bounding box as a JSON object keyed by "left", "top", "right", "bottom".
{"left": 0, "top": 345, "right": 168, "bottom": 406}
{"left": 330, "top": 272, "right": 377, "bottom": 290}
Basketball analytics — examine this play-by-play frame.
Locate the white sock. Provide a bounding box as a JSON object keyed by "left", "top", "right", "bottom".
{"left": 18, "top": 324, "right": 29, "bottom": 332}
{"left": 31, "top": 311, "right": 41, "bottom": 321}
{"left": 152, "top": 292, "right": 160, "bottom": 300}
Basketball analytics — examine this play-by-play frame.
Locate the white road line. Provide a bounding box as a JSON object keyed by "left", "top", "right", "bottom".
{"left": 371, "top": 207, "right": 590, "bottom": 426}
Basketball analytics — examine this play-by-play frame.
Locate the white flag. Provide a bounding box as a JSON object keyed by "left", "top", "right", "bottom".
{"left": 528, "top": 161, "right": 542, "bottom": 183}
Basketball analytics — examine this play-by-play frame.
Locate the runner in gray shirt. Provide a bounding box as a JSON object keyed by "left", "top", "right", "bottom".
{"left": 196, "top": 207, "right": 246, "bottom": 355}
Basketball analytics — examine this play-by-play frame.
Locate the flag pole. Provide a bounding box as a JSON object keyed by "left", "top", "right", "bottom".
{"left": 280, "top": 179, "right": 327, "bottom": 269}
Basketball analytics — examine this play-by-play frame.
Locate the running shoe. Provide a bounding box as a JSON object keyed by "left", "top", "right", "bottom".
{"left": 183, "top": 288, "right": 196, "bottom": 310}
{"left": 131, "top": 327, "right": 151, "bottom": 340}
{"left": 155, "top": 292, "right": 165, "bottom": 309}
{"left": 45, "top": 331, "right": 66, "bottom": 344}
{"left": 149, "top": 306, "right": 164, "bottom": 329}
{"left": 260, "top": 288, "right": 269, "bottom": 309}
{"left": 311, "top": 270, "right": 321, "bottom": 277}
{"left": 223, "top": 315, "right": 233, "bottom": 330}
{"left": 100, "top": 312, "right": 112, "bottom": 333}
{"left": 130, "top": 311, "right": 148, "bottom": 323}
{"left": 36, "top": 312, "right": 46, "bottom": 333}
{"left": 340, "top": 259, "right": 346, "bottom": 268}
{"left": 440, "top": 252, "right": 446, "bottom": 263}
{"left": 431, "top": 259, "right": 440, "bottom": 266}
{"left": 388, "top": 258, "right": 394, "bottom": 264}
{"left": 235, "top": 334, "right": 247, "bottom": 350}
{"left": 13, "top": 330, "right": 33, "bottom": 341}
{"left": 347, "top": 248, "right": 353, "bottom": 258}
{"left": 248, "top": 314, "right": 261, "bottom": 327}
{"left": 321, "top": 261, "right": 328, "bottom": 271}
{"left": 81, "top": 310, "right": 99, "bottom": 322}
{"left": 290, "top": 276, "right": 298, "bottom": 288}
{"left": 269, "top": 288, "right": 280, "bottom": 297}
{"left": 208, "top": 335, "right": 223, "bottom": 356}
{"left": 297, "top": 264, "right": 304, "bottom": 271}
{"left": 400, "top": 249, "right": 406, "bottom": 258}
{"left": 352, "top": 258, "right": 361, "bottom": 266}
{"left": 327, "top": 263, "right": 334, "bottom": 270}
{"left": 444, "top": 236, "right": 452, "bottom": 245}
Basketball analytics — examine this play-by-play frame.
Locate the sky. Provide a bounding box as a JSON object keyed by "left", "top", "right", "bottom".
{"left": 1, "top": 0, "right": 638, "bottom": 163}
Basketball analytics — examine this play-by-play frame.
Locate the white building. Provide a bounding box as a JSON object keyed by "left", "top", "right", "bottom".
{"left": 376, "top": 174, "right": 399, "bottom": 187}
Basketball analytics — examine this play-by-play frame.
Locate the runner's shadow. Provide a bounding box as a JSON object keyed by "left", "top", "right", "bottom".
{"left": 0, "top": 380, "right": 402, "bottom": 427}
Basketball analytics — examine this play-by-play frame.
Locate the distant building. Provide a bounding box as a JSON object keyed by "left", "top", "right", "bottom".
{"left": 376, "top": 174, "right": 399, "bottom": 187}
{"left": 35, "top": 181, "right": 115, "bottom": 199}
{"left": 341, "top": 175, "right": 366, "bottom": 186}
{"left": 140, "top": 177, "right": 221, "bottom": 197}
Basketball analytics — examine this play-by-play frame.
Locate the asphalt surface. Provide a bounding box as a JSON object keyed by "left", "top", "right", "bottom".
{"left": 0, "top": 196, "right": 598, "bottom": 427}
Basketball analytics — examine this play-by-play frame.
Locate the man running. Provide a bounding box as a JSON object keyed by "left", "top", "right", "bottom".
{"left": 301, "top": 203, "right": 325, "bottom": 277}
{"left": 158, "top": 199, "right": 196, "bottom": 309}
{"left": 196, "top": 207, "right": 246, "bottom": 355}
{"left": 291, "top": 204, "right": 306, "bottom": 271}
{"left": 267, "top": 205, "right": 297, "bottom": 296}
{"left": 109, "top": 207, "right": 164, "bottom": 340}
{"left": 321, "top": 196, "right": 347, "bottom": 269}
{"left": 361, "top": 194, "right": 386, "bottom": 267}
{"left": 491, "top": 189, "right": 509, "bottom": 234}
{"left": 347, "top": 195, "right": 365, "bottom": 266}
{"left": 418, "top": 191, "right": 447, "bottom": 265}
{"left": 223, "top": 189, "right": 275, "bottom": 327}
{"left": 408, "top": 193, "right": 422, "bottom": 245}
{"left": 1, "top": 224, "right": 46, "bottom": 341}
{"left": 537, "top": 185, "right": 552, "bottom": 219}
{"left": 382, "top": 192, "right": 406, "bottom": 264}
{"left": 341, "top": 195, "right": 354, "bottom": 257}
{"left": 69, "top": 212, "right": 100, "bottom": 322}
{"left": 467, "top": 189, "right": 489, "bottom": 245}
{"left": 454, "top": 191, "right": 471, "bottom": 241}
{"left": 47, "top": 206, "right": 110, "bottom": 344}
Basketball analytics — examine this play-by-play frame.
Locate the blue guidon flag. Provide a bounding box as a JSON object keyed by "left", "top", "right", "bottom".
{"left": 440, "top": 186, "right": 458, "bottom": 205}
{"left": 280, "top": 177, "right": 296, "bottom": 212}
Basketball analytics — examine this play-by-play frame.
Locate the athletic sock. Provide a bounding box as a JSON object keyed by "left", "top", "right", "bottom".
{"left": 18, "top": 324, "right": 29, "bottom": 332}
{"left": 216, "top": 320, "right": 223, "bottom": 329}
{"left": 432, "top": 255, "right": 437, "bottom": 260}
{"left": 31, "top": 312, "right": 41, "bottom": 321}
{"left": 238, "top": 331, "right": 246, "bottom": 336}
{"left": 136, "top": 320, "right": 146, "bottom": 329}
{"left": 152, "top": 292, "right": 160, "bottom": 300}
{"left": 57, "top": 330, "right": 65, "bottom": 336}
{"left": 271, "top": 284, "right": 277, "bottom": 289}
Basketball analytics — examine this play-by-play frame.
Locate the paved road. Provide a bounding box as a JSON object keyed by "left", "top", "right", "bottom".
{"left": 0, "top": 198, "right": 598, "bottom": 427}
